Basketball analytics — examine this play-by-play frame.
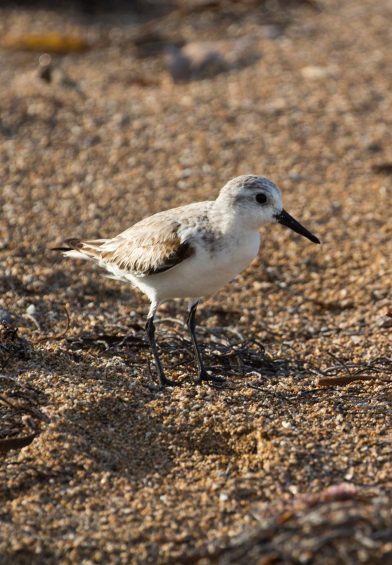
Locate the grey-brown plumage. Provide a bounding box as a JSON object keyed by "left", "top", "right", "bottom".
{"left": 55, "top": 203, "right": 216, "bottom": 277}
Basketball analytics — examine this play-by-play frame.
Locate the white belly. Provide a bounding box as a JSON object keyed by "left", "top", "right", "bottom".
{"left": 128, "top": 231, "right": 261, "bottom": 302}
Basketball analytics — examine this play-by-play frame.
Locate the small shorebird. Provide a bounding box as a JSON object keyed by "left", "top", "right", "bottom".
{"left": 55, "top": 175, "right": 320, "bottom": 387}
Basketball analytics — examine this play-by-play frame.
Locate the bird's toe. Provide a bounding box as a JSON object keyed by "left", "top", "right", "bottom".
{"left": 197, "top": 370, "right": 226, "bottom": 385}
{"left": 160, "top": 375, "right": 182, "bottom": 387}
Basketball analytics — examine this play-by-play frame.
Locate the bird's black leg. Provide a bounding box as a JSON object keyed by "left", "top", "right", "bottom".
{"left": 145, "top": 315, "right": 179, "bottom": 387}
{"left": 186, "top": 302, "right": 225, "bottom": 384}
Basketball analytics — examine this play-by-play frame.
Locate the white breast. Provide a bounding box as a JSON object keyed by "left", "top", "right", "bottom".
{"left": 128, "top": 230, "right": 261, "bottom": 302}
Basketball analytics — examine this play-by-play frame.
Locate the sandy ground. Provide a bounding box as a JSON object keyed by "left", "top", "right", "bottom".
{"left": 0, "top": 0, "right": 391, "bottom": 563}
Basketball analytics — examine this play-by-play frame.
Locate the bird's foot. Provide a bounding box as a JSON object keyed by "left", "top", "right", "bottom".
{"left": 160, "top": 375, "right": 182, "bottom": 387}
{"left": 197, "top": 369, "right": 226, "bottom": 385}
{"left": 143, "top": 375, "right": 182, "bottom": 392}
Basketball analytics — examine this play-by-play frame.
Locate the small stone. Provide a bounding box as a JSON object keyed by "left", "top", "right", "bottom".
{"left": 260, "top": 25, "right": 283, "bottom": 39}
{"left": 0, "top": 308, "right": 13, "bottom": 324}
{"left": 167, "top": 42, "right": 227, "bottom": 82}
{"left": 301, "top": 65, "right": 333, "bottom": 79}
{"left": 26, "top": 304, "right": 36, "bottom": 315}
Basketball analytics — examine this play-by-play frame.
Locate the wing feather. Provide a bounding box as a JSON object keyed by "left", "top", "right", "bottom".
{"left": 58, "top": 211, "right": 196, "bottom": 276}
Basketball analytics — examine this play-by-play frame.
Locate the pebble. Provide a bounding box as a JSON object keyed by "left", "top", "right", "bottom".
{"left": 0, "top": 308, "right": 13, "bottom": 323}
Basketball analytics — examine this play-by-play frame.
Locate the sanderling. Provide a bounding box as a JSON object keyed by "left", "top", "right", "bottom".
{"left": 55, "top": 175, "right": 320, "bottom": 387}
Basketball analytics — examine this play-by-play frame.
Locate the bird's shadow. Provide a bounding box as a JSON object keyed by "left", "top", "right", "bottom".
{"left": 30, "top": 345, "right": 242, "bottom": 483}
{"left": 43, "top": 339, "right": 305, "bottom": 486}
{"left": 4, "top": 328, "right": 310, "bottom": 497}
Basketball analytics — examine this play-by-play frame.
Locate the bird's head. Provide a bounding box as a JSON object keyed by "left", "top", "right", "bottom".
{"left": 217, "top": 175, "right": 320, "bottom": 244}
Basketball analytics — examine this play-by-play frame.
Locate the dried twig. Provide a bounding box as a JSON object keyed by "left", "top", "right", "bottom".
{"left": 325, "top": 351, "right": 353, "bottom": 376}
{"left": 0, "top": 434, "right": 37, "bottom": 454}
{"left": 34, "top": 303, "right": 71, "bottom": 343}
{"left": 0, "top": 395, "right": 50, "bottom": 422}
{"left": 318, "top": 374, "right": 376, "bottom": 387}
{"left": 316, "top": 355, "right": 392, "bottom": 387}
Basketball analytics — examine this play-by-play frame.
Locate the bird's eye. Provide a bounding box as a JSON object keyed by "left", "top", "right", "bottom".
{"left": 256, "top": 193, "right": 267, "bottom": 204}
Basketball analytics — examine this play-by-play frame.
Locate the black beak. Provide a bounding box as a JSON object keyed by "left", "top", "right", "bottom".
{"left": 275, "top": 209, "right": 320, "bottom": 244}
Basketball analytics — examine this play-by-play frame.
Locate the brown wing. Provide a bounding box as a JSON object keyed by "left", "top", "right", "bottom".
{"left": 63, "top": 212, "right": 195, "bottom": 276}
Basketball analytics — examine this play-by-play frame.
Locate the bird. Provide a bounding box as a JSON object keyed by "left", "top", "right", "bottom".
{"left": 55, "top": 175, "right": 320, "bottom": 387}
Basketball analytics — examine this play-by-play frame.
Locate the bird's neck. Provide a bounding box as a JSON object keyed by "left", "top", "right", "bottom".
{"left": 209, "top": 201, "right": 258, "bottom": 238}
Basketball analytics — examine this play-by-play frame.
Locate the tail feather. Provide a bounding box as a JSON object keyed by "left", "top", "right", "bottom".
{"left": 53, "top": 237, "right": 129, "bottom": 282}
{"left": 52, "top": 238, "right": 82, "bottom": 252}
{"left": 52, "top": 238, "right": 108, "bottom": 261}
